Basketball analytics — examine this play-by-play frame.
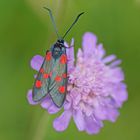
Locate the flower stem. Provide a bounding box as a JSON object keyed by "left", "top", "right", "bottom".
{"left": 33, "top": 112, "right": 50, "bottom": 140}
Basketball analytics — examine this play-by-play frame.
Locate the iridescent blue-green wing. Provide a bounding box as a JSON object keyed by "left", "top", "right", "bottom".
{"left": 49, "top": 52, "right": 67, "bottom": 107}
{"left": 32, "top": 51, "right": 52, "bottom": 102}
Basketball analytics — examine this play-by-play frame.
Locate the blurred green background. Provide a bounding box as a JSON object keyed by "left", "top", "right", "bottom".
{"left": 0, "top": 0, "right": 140, "bottom": 140}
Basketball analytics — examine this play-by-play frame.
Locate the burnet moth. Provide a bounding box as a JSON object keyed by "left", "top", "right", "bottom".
{"left": 32, "top": 7, "right": 84, "bottom": 107}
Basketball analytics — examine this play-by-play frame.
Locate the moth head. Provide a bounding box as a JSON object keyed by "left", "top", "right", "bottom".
{"left": 57, "top": 39, "right": 64, "bottom": 44}
{"left": 56, "top": 40, "right": 64, "bottom": 48}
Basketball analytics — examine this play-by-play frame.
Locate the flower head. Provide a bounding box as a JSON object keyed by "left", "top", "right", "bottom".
{"left": 27, "top": 32, "right": 128, "bottom": 134}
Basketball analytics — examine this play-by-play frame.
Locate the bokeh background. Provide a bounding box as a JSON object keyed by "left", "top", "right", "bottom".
{"left": 0, "top": 0, "right": 140, "bottom": 140}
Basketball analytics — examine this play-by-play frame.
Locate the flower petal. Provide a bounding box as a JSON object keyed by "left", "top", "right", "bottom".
{"left": 77, "top": 48, "right": 83, "bottom": 58}
{"left": 82, "top": 32, "right": 97, "bottom": 57}
{"left": 112, "top": 83, "right": 128, "bottom": 107}
{"left": 73, "top": 110, "right": 85, "bottom": 131}
{"left": 66, "top": 39, "right": 75, "bottom": 73}
{"left": 41, "top": 96, "right": 52, "bottom": 109}
{"left": 85, "top": 115, "right": 103, "bottom": 134}
{"left": 76, "top": 48, "right": 84, "bottom": 64}
{"left": 64, "top": 101, "right": 71, "bottom": 110}
{"left": 94, "top": 96, "right": 120, "bottom": 122}
{"left": 30, "top": 55, "right": 44, "bottom": 71}
{"left": 110, "top": 59, "right": 122, "bottom": 67}
{"left": 105, "top": 108, "right": 120, "bottom": 122}
{"left": 47, "top": 104, "right": 61, "bottom": 114}
{"left": 94, "top": 107, "right": 107, "bottom": 120}
{"left": 41, "top": 96, "right": 60, "bottom": 114}
{"left": 64, "top": 42, "right": 69, "bottom": 48}
{"left": 97, "top": 44, "right": 106, "bottom": 59}
{"left": 53, "top": 110, "right": 72, "bottom": 131}
{"left": 27, "top": 90, "right": 38, "bottom": 105}
{"left": 102, "top": 55, "right": 116, "bottom": 63}
{"left": 67, "top": 45, "right": 74, "bottom": 61}
{"left": 110, "top": 67, "right": 124, "bottom": 82}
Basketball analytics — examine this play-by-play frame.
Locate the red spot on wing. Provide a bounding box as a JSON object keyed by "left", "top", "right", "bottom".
{"left": 62, "top": 73, "right": 67, "bottom": 78}
{"left": 46, "top": 52, "right": 52, "bottom": 61}
{"left": 60, "top": 54, "right": 67, "bottom": 64}
{"left": 55, "top": 75, "right": 62, "bottom": 82}
{"left": 58, "top": 86, "right": 65, "bottom": 94}
{"left": 43, "top": 73, "right": 49, "bottom": 79}
{"left": 49, "top": 72, "right": 52, "bottom": 77}
{"left": 35, "top": 80, "right": 42, "bottom": 88}
{"left": 40, "top": 68, "right": 44, "bottom": 73}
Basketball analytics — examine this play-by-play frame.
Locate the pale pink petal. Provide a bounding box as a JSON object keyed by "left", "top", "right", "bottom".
{"left": 102, "top": 55, "right": 116, "bottom": 63}
{"left": 112, "top": 83, "right": 128, "bottom": 107}
{"left": 47, "top": 104, "right": 61, "bottom": 114}
{"left": 41, "top": 97, "right": 52, "bottom": 109}
{"left": 105, "top": 108, "right": 120, "bottom": 122}
{"left": 30, "top": 55, "right": 44, "bottom": 71}
{"left": 27, "top": 90, "right": 38, "bottom": 105}
{"left": 82, "top": 32, "right": 97, "bottom": 57}
{"left": 64, "top": 101, "right": 71, "bottom": 110}
{"left": 53, "top": 111, "right": 72, "bottom": 131}
{"left": 66, "top": 39, "right": 75, "bottom": 73}
{"left": 97, "top": 44, "right": 106, "bottom": 59}
{"left": 85, "top": 115, "right": 103, "bottom": 134}
{"left": 41, "top": 96, "right": 61, "bottom": 114}
{"left": 110, "top": 59, "right": 122, "bottom": 67}
{"left": 73, "top": 110, "right": 85, "bottom": 131}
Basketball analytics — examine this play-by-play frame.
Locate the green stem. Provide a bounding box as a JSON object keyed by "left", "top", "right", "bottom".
{"left": 33, "top": 112, "right": 50, "bottom": 140}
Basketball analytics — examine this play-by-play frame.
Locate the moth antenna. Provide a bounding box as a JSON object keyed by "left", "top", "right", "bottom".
{"left": 62, "top": 12, "right": 84, "bottom": 39}
{"left": 44, "top": 7, "right": 61, "bottom": 39}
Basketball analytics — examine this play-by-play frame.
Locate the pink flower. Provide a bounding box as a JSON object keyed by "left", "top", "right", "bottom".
{"left": 27, "top": 32, "right": 128, "bottom": 134}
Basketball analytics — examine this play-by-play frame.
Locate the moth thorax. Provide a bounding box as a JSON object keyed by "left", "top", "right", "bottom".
{"left": 52, "top": 46, "right": 62, "bottom": 59}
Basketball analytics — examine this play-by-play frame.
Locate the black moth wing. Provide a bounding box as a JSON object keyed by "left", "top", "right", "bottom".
{"left": 32, "top": 51, "right": 52, "bottom": 102}
{"left": 49, "top": 47, "right": 67, "bottom": 107}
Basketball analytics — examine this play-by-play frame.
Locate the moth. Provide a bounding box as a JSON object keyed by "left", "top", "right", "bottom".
{"left": 32, "top": 7, "right": 84, "bottom": 107}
